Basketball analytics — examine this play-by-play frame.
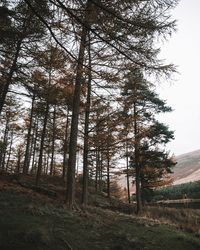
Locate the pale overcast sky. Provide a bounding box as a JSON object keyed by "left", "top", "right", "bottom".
{"left": 158, "top": 0, "right": 200, "bottom": 156}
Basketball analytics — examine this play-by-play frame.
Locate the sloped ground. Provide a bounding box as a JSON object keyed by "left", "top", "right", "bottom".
{"left": 0, "top": 174, "right": 200, "bottom": 250}
{"left": 173, "top": 150, "right": 200, "bottom": 184}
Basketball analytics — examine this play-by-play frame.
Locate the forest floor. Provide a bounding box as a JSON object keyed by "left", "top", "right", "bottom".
{"left": 0, "top": 173, "right": 200, "bottom": 250}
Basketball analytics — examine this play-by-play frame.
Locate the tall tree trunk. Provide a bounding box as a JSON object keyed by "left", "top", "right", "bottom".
{"left": 0, "top": 14, "right": 32, "bottom": 116}
{"left": 1, "top": 118, "right": 9, "bottom": 171}
{"left": 62, "top": 108, "right": 69, "bottom": 180}
{"left": 15, "top": 149, "right": 22, "bottom": 174}
{"left": 95, "top": 148, "right": 99, "bottom": 192}
{"left": 44, "top": 154, "right": 48, "bottom": 175}
{"left": 23, "top": 93, "right": 35, "bottom": 174}
{"left": 30, "top": 119, "right": 38, "bottom": 174}
{"left": 50, "top": 105, "right": 56, "bottom": 175}
{"left": 46, "top": 136, "right": 51, "bottom": 175}
{"left": 76, "top": 149, "right": 79, "bottom": 176}
{"left": 5, "top": 129, "right": 14, "bottom": 172}
{"left": 36, "top": 102, "right": 49, "bottom": 186}
{"left": 66, "top": 0, "right": 92, "bottom": 208}
{"left": 0, "top": 42, "right": 21, "bottom": 115}
{"left": 126, "top": 142, "right": 131, "bottom": 204}
{"left": 28, "top": 127, "right": 35, "bottom": 172}
{"left": 99, "top": 151, "right": 103, "bottom": 192}
{"left": 81, "top": 39, "right": 92, "bottom": 205}
{"left": 107, "top": 148, "right": 110, "bottom": 198}
{"left": 134, "top": 101, "right": 142, "bottom": 214}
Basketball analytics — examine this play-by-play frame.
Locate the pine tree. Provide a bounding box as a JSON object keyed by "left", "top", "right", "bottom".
{"left": 121, "top": 68, "right": 174, "bottom": 213}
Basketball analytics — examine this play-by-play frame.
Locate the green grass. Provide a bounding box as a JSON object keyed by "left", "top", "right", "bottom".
{"left": 0, "top": 188, "right": 200, "bottom": 250}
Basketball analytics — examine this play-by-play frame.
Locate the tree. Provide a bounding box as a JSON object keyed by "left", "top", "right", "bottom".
{"left": 0, "top": 0, "right": 178, "bottom": 210}
{"left": 23, "top": 92, "right": 36, "bottom": 174}
{"left": 0, "top": 0, "right": 50, "bottom": 115}
{"left": 0, "top": 6, "right": 15, "bottom": 43}
{"left": 22, "top": 0, "right": 177, "bottom": 208}
{"left": 140, "top": 150, "right": 175, "bottom": 201}
{"left": 82, "top": 38, "right": 92, "bottom": 206}
{"left": 121, "top": 68, "right": 174, "bottom": 213}
{"left": 0, "top": 95, "right": 22, "bottom": 172}
{"left": 66, "top": 0, "right": 93, "bottom": 208}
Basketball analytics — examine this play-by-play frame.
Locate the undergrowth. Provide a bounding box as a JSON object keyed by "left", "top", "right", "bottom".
{"left": 0, "top": 173, "right": 200, "bottom": 249}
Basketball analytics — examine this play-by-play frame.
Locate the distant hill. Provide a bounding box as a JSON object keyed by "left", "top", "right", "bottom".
{"left": 173, "top": 149, "right": 200, "bottom": 185}
{"left": 117, "top": 149, "right": 200, "bottom": 191}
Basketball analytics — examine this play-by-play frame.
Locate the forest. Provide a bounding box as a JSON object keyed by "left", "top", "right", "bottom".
{"left": 1, "top": 1, "right": 200, "bottom": 249}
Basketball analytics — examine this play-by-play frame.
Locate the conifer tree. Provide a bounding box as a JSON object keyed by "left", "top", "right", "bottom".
{"left": 121, "top": 68, "right": 174, "bottom": 213}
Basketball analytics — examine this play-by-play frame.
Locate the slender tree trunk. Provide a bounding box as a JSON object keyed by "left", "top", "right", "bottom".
{"left": 126, "top": 142, "right": 131, "bottom": 203}
{"left": 30, "top": 119, "right": 38, "bottom": 174}
{"left": 0, "top": 119, "right": 9, "bottom": 169}
{"left": 5, "top": 129, "right": 14, "bottom": 172}
{"left": 134, "top": 101, "right": 142, "bottom": 214}
{"left": 36, "top": 102, "right": 49, "bottom": 186}
{"left": 82, "top": 38, "right": 92, "bottom": 205}
{"left": 1, "top": 118, "right": 9, "bottom": 171}
{"left": 50, "top": 105, "right": 56, "bottom": 175}
{"left": 0, "top": 148, "right": 3, "bottom": 169}
{"left": 107, "top": 148, "right": 110, "bottom": 198}
{"left": 44, "top": 154, "right": 48, "bottom": 175}
{"left": 28, "top": 128, "right": 34, "bottom": 172}
{"left": 0, "top": 13, "right": 33, "bottom": 116}
{"left": 99, "top": 151, "right": 103, "bottom": 192}
{"left": 15, "top": 149, "right": 22, "bottom": 174}
{"left": 62, "top": 108, "right": 69, "bottom": 180}
{"left": 23, "top": 94, "right": 35, "bottom": 174}
{"left": 46, "top": 155, "right": 49, "bottom": 175}
{"left": 95, "top": 148, "right": 99, "bottom": 192}
{"left": 0, "top": 39, "right": 22, "bottom": 116}
{"left": 46, "top": 137, "right": 51, "bottom": 175}
{"left": 76, "top": 149, "right": 79, "bottom": 176}
{"left": 66, "top": 0, "right": 92, "bottom": 208}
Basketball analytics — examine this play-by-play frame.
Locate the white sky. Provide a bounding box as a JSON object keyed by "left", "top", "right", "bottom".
{"left": 157, "top": 0, "right": 200, "bottom": 156}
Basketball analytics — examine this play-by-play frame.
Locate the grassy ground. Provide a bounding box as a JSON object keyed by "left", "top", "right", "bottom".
{"left": 0, "top": 175, "right": 200, "bottom": 250}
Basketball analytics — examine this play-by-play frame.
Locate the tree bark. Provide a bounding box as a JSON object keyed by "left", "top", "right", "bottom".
{"left": 0, "top": 36, "right": 23, "bottom": 116}
{"left": 62, "top": 108, "right": 69, "bottom": 180}
{"left": 134, "top": 101, "right": 142, "bottom": 214}
{"left": 36, "top": 102, "right": 49, "bottom": 186}
{"left": 23, "top": 93, "right": 35, "bottom": 174}
{"left": 30, "top": 119, "right": 38, "bottom": 174}
{"left": 0, "top": 118, "right": 9, "bottom": 171}
{"left": 126, "top": 142, "right": 131, "bottom": 204}
{"left": 66, "top": 0, "right": 92, "bottom": 208}
{"left": 81, "top": 38, "right": 92, "bottom": 205}
{"left": 5, "top": 129, "right": 14, "bottom": 172}
{"left": 95, "top": 148, "right": 99, "bottom": 192}
{"left": 15, "top": 149, "right": 22, "bottom": 174}
{"left": 50, "top": 105, "right": 56, "bottom": 175}
{"left": 107, "top": 147, "right": 110, "bottom": 198}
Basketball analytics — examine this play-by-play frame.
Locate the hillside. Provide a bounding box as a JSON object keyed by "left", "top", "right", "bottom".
{"left": 116, "top": 150, "right": 200, "bottom": 193}
{"left": 0, "top": 174, "right": 200, "bottom": 250}
{"left": 173, "top": 150, "right": 200, "bottom": 185}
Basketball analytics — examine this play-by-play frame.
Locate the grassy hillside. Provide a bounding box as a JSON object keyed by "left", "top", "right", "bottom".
{"left": 173, "top": 150, "right": 200, "bottom": 184}
{"left": 0, "top": 174, "right": 200, "bottom": 250}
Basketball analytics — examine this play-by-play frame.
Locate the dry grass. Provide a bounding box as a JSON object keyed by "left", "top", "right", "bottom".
{"left": 142, "top": 206, "right": 200, "bottom": 234}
